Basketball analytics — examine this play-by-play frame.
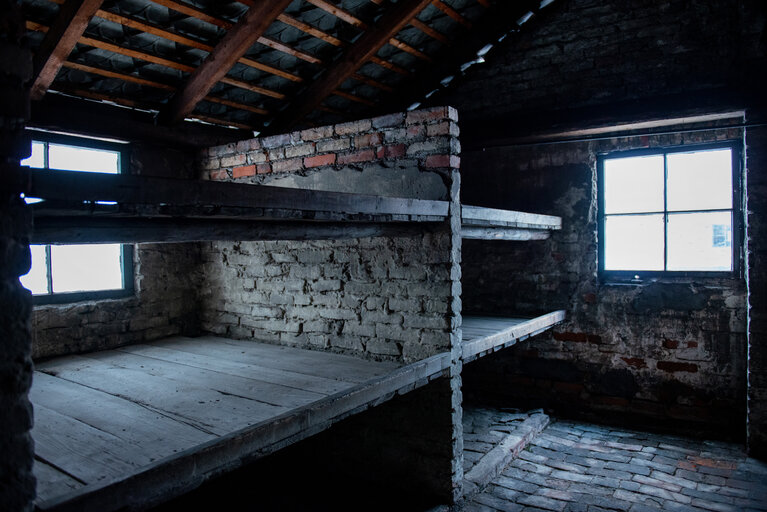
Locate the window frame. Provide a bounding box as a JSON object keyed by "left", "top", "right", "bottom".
{"left": 597, "top": 141, "right": 743, "bottom": 282}
{"left": 25, "top": 131, "right": 135, "bottom": 305}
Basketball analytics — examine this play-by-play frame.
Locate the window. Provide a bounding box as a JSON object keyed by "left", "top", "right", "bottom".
{"left": 20, "top": 132, "right": 133, "bottom": 303}
{"left": 598, "top": 142, "right": 740, "bottom": 280}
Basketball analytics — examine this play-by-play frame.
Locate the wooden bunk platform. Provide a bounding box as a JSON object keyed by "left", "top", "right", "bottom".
{"left": 462, "top": 311, "right": 566, "bottom": 362}
{"left": 461, "top": 205, "right": 562, "bottom": 241}
{"left": 30, "top": 336, "right": 451, "bottom": 512}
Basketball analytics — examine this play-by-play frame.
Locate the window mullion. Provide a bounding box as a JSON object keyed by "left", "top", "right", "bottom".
{"left": 663, "top": 152, "right": 669, "bottom": 272}
{"left": 45, "top": 245, "right": 53, "bottom": 294}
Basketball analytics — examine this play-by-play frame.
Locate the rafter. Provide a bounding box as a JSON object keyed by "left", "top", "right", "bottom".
{"left": 28, "top": 20, "right": 279, "bottom": 107}
{"left": 431, "top": 0, "right": 472, "bottom": 28}
{"left": 31, "top": 0, "right": 105, "bottom": 100}
{"left": 161, "top": 0, "right": 294, "bottom": 124}
{"left": 409, "top": 18, "right": 449, "bottom": 44}
{"left": 269, "top": 0, "right": 432, "bottom": 133}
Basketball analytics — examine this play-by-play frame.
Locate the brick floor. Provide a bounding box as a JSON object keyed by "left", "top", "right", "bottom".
{"left": 463, "top": 406, "right": 539, "bottom": 475}
{"left": 461, "top": 419, "right": 767, "bottom": 512}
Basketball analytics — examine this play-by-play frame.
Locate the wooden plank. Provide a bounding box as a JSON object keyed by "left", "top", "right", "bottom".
{"left": 30, "top": 372, "right": 214, "bottom": 453}
{"left": 31, "top": 0, "right": 105, "bottom": 100}
{"left": 462, "top": 311, "right": 566, "bottom": 360}
{"left": 37, "top": 355, "right": 287, "bottom": 435}
{"left": 431, "top": 0, "right": 472, "bottom": 28}
{"left": 31, "top": 217, "right": 436, "bottom": 244}
{"left": 34, "top": 460, "right": 85, "bottom": 504}
{"left": 80, "top": 350, "right": 327, "bottom": 408}
{"left": 151, "top": 337, "right": 398, "bottom": 384}
{"left": 268, "top": 0, "right": 432, "bottom": 133}
{"left": 32, "top": 404, "right": 147, "bottom": 484}
{"left": 61, "top": 61, "right": 174, "bottom": 90}
{"left": 28, "top": 169, "right": 449, "bottom": 219}
{"left": 461, "top": 227, "right": 551, "bottom": 241}
{"left": 161, "top": 0, "right": 294, "bottom": 124}
{"left": 36, "top": 351, "right": 450, "bottom": 512}
{"left": 409, "top": 18, "right": 450, "bottom": 44}
{"left": 115, "top": 342, "right": 354, "bottom": 395}
{"left": 462, "top": 205, "right": 562, "bottom": 230}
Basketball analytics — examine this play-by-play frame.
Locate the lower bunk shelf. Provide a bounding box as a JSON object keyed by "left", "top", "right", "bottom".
{"left": 462, "top": 311, "right": 566, "bottom": 363}
{"left": 31, "top": 337, "right": 451, "bottom": 512}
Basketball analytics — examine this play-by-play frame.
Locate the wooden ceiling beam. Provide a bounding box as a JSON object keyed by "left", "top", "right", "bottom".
{"left": 431, "top": 0, "right": 472, "bottom": 28}
{"left": 161, "top": 0, "right": 294, "bottom": 124}
{"left": 31, "top": 0, "right": 105, "bottom": 100}
{"left": 95, "top": 10, "right": 303, "bottom": 82}
{"left": 269, "top": 0, "right": 431, "bottom": 133}
{"left": 28, "top": 20, "right": 277, "bottom": 108}
{"left": 409, "top": 18, "right": 449, "bottom": 44}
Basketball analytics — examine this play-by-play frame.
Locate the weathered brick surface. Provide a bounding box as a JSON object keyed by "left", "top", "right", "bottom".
{"left": 435, "top": 0, "right": 765, "bottom": 125}
{"left": 461, "top": 129, "right": 749, "bottom": 441}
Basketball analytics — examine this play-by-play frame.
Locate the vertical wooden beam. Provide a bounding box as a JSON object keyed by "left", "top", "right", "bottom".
{"left": 269, "top": 0, "right": 432, "bottom": 133}
{"left": 30, "top": 0, "right": 104, "bottom": 100}
{"left": 160, "top": 0, "right": 293, "bottom": 125}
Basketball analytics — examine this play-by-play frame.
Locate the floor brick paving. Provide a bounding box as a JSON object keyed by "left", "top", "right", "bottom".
{"left": 463, "top": 406, "right": 539, "bottom": 475}
{"left": 461, "top": 419, "right": 767, "bottom": 512}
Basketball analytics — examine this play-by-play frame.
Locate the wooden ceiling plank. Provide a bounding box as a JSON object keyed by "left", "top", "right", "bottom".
{"left": 370, "top": 56, "right": 410, "bottom": 75}
{"left": 476, "top": 0, "right": 491, "bottom": 7}
{"left": 269, "top": 0, "right": 431, "bottom": 132}
{"left": 31, "top": 0, "right": 106, "bottom": 100}
{"left": 256, "top": 36, "right": 323, "bottom": 64}
{"left": 188, "top": 114, "right": 253, "bottom": 130}
{"left": 277, "top": 13, "right": 344, "bottom": 47}
{"left": 95, "top": 10, "right": 302, "bottom": 82}
{"left": 150, "top": 0, "right": 232, "bottom": 29}
{"left": 332, "top": 90, "right": 376, "bottom": 107}
{"left": 162, "top": 0, "right": 294, "bottom": 124}
{"left": 431, "top": 0, "right": 472, "bottom": 28}
{"left": 351, "top": 73, "right": 394, "bottom": 92}
{"left": 304, "top": 0, "right": 368, "bottom": 29}
{"left": 387, "top": 38, "right": 433, "bottom": 62}
{"left": 62, "top": 60, "right": 176, "bottom": 90}
{"left": 219, "top": 76, "right": 286, "bottom": 100}
{"left": 409, "top": 18, "right": 450, "bottom": 44}
{"left": 204, "top": 96, "right": 270, "bottom": 116}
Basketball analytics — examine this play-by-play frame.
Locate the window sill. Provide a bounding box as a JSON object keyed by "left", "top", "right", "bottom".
{"left": 32, "top": 289, "right": 135, "bottom": 306}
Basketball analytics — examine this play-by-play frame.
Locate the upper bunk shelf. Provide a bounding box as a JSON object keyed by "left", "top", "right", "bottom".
{"left": 27, "top": 169, "right": 449, "bottom": 244}
{"left": 462, "top": 311, "right": 566, "bottom": 363}
{"left": 461, "top": 205, "right": 562, "bottom": 241}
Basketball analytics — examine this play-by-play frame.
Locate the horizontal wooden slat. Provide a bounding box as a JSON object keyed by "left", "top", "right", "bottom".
{"left": 463, "top": 311, "right": 566, "bottom": 361}
{"left": 410, "top": 18, "right": 450, "bottom": 44}
{"left": 432, "top": 0, "right": 473, "bottom": 28}
{"left": 460, "top": 227, "right": 551, "bottom": 241}
{"left": 461, "top": 205, "right": 562, "bottom": 230}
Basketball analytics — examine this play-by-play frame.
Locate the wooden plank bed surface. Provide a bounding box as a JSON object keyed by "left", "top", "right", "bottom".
{"left": 462, "top": 311, "right": 566, "bottom": 362}
{"left": 31, "top": 336, "right": 437, "bottom": 512}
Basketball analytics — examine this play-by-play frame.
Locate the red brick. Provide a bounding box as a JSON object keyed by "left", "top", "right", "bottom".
{"left": 622, "top": 357, "right": 647, "bottom": 369}
{"left": 209, "top": 170, "right": 228, "bottom": 181}
{"left": 677, "top": 461, "right": 697, "bottom": 471}
{"left": 354, "top": 132, "right": 383, "bottom": 147}
{"left": 372, "top": 112, "right": 404, "bottom": 129}
{"left": 338, "top": 149, "right": 376, "bottom": 165}
{"left": 304, "top": 153, "right": 336, "bottom": 168}
{"left": 588, "top": 334, "right": 602, "bottom": 344}
{"left": 272, "top": 158, "right": 303, "bottom": 173}
{"left": 376, "top": 146, "right": 385, "bottom": 159}
{"left": 657, "top": 361, "right": 698, "bottom": 373}
{"left": 335, "top": 119, "right": 372, "bottom": 135}
{"left": 256, "top": 163, "right": 271, "bottom": 174}
{"left": 424, "top": 154, "right": 460, "bottom": 168}
{"left": 405, "top": 106, "right": 457, "bottom": 125}
{"left": 583, "top": 292, "right": 597, "bottom": 303}
{"left": 232, "top": 164, "right": 255, "bottom": 178}
{"left": 384, "top": 144, "right": 406, "bottom": 159}
{"left": 663, "top": 339, "right": 679, "bottom": 349}
{"left": 687, "top": 341, "right": 698, "bottom": 348}
{"left": 407, "top": 125, "right": 424, "bottom": 138}
{"left": 553, "top": 331, "right": 588, "bottom": 342}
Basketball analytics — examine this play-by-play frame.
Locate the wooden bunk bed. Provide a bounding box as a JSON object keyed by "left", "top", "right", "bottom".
{"left": 27, "top": 170, "right": 564, "bottom": 511}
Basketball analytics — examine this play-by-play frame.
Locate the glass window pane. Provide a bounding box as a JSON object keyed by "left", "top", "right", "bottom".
{"left": 667, "top": 149, "right": 732, "bottom": 211}
{"left": 667, "top": 212, "right": 732, "bottom": 271}
{"left": 20, "top": 245, "right": 48, "bottom": 295}
{"left": 604, "top": 155, "right": 665, "bottom": 214}
{"left": 51, "top": 244, "right": 123, "bottom": 293}
{"left": 21, "top": 141, "right": 45, "bottom": 168}
{"left": 604, "top": 214, "right": 665, "bottom": 271}
{"left": 49, "top": 144, "right": 120, "bottom": 174}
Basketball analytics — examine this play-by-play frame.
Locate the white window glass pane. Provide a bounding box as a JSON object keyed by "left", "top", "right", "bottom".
{"left": 51, "top": 244, "right": 123, "bottom": 293}
{"left": 604, "top": 214, "right": 664, "bottom": 271}
{"left": 667, "top": 212, "right": 732, "bottom": 271}
{"left": 604, "top": 155, "right": 665, "bottom": 214}
{"left": 48, "top": 144, "right": 120, "bottom": 174}
{"left": 20, "top": 245, "right": 48, "bottom": 295}
{"left": 667, "top": 149, "right": 732, "bottom": 211}
{"left": 21, "top": 142, "right": 45, "bottom": 168}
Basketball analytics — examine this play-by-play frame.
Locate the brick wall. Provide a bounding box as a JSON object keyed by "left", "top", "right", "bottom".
{"left": 0, "top": 2, "right": 35, "bottom": 509}
{"left": 459, "top": 128, "right": 749, "bottom": 440}
{"left": 199, "top": 107, "right": 462, "bottom": 365}
{"left": 31, "top": 144, "right": 202, "bottom": 360}
{"left": 746, "top": 126, "right": 767, "bottom": 457}
{"left": 435, "top": 0, "right": 765, "bottom": 125}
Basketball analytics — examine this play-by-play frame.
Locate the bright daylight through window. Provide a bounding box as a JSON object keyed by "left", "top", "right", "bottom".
{"left": 19, "top": 134, "right": 132, "bottom": 301}
{"left": 599, "top": 143, "right": 737, "bottom": 278}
